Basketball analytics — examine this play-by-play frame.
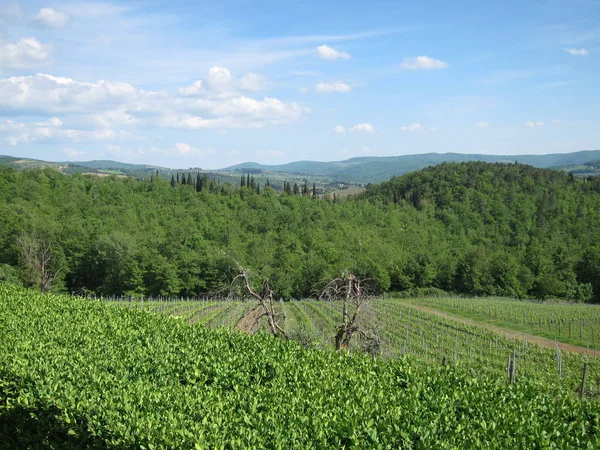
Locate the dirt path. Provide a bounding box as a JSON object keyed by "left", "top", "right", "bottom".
{"left": 406, "top": 302, "right": 592, "bottom": 355}
{"left": 235, "top": 306, "right": 264, "bottom": 334}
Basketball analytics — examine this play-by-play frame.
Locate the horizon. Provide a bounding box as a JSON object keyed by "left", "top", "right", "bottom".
{"left": 0, "top": 0, "right": 599, "bottom": 168}
{"left": 3, "top": 148, "right": 600, "bottom": 171}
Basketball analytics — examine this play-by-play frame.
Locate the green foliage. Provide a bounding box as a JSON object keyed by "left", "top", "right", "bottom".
{"left": 0, "top": 162, "right": 599, "bottom": 301}
{"left": 3, "top": 285, "right": 600, "bottom": 448}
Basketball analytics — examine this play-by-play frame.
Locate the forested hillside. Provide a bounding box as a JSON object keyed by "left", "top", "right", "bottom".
{"left": 1, "top": 162, "right": 599, "bottom": 301}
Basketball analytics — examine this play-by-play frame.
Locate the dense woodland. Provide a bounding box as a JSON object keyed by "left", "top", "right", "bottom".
{"left": 1, "top": 162, "right": 599, "bottom": 301}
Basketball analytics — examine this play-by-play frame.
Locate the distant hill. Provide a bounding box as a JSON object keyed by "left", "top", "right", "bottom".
{"left": 221, "top": 150, "right": 600, "bottom": 183}
{"left": 0, "top": 155, "right": 165, "bottom": 177}
{"left": 3, "top": 149, "right": 600, "bottom": 185}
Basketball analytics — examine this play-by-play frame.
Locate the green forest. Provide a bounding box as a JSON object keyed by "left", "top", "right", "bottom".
{"left": 1, "top": 161, "right": 599, "bottom": 301}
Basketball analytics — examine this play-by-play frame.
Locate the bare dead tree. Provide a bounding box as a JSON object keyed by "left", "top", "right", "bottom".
{"left": 318, "top": 272, "right": 371, "bottom": 351}
{"left": 225, "top": 253, "right": 287, "bottom": 338}
{"left": 18, "top": 233, "right": 61, "bottom": 292}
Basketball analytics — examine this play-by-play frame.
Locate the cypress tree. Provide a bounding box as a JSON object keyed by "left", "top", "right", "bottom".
{"left": 312, "top": 183, "right": 317, "bottom": 197}
{"left": 293, "top": 183, "right": 299, "bottom": 195}
{"left": 170, "top": 174, "right": 176, "bottom": 188}
{"left": 195, "top": 172, "right": 202, "bottom": 192}
{"left": 176, "top": 172, "right": 180, "bottom": 184}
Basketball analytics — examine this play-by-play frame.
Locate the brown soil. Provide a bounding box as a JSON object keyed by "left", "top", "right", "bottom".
{"left": 235, "top": 306, "right": 264, "bottom": 334}
{"left": 406, "top": 303, "right": 593, "bottom": 355}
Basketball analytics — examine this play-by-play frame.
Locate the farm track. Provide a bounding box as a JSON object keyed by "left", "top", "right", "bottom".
{"left": 407, "top": 302, "right": 592, "bottom": 355}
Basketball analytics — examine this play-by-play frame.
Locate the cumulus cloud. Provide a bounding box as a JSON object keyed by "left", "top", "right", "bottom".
{"left": 335, "top": 123, "right": 375, "bottom": 133}
{"left": 30, "top": 8, "right": 71, "bottom": 29}
{"left": 565, "top": 48, "right": 589, "bottom": 56}
{"left": 399, "top": 56, "right": 448, "bottom": 70}
{"left": 181, "top": 68, "right": 267, "bottom": 97}
{"left": 207, "top": 66, "right": 233, "bottom": 91}
{"left": 0, "top": 73, "right": 141, "bottom": 113}
{"left": 476, "top": 121, "right": 489, "bottom": 128}
{"left": 0, "top": 70, "right": 306, "bottom": 130}
{"left": 316, "top": 45, "right": 351, "bottom": 60}
{"left": 552, "top": 119, "right": 560, "bottom": 125}
{"left": 400, "top": 123, "right": 425, "bottom": 132}
{"left": 0, "top": 38, "right": 54, "bottom": 69}
{"left": 525, "top": 121, "right": 544, "bottom": 128}
{"left": 351, "top": 123, "right": 375, "bottom": 133}
{"left": 240, "top": 73, "right": 267, "bottom": 91}
{"left": 89, "top": 110, "right": 139, "bottom": 127}
{"left": 315, "top": 82, "right": 351, "bottom": 93}
{"left": 179, "top": 80, "right": 204, "bottom": 96}
{"left": 0, "top": 118, "right": 116, "bottom": 146}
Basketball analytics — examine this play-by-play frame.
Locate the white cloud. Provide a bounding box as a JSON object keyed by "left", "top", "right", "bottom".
{"left": 0, "top": 118, "right": 117, "bottom": 146}
{"left": 316, "top": 45, "right": 351, "bottom": 60}
{"left": 64, "top": 147, "right": 84, "bottom": 157}
{"left": 30, "top": 8, "right": 71, "bottom": 29}
{"left": 0, "top": 71, "right": 306, "bottom": 130}
{"left": 0, "top": 38, "right": 53, "bottom": 69}
{"left": 256, "top": 149, "right": 284, "bottom": 157}
{"left": 552, "top": 119, "right": 560, "bottom": 125}
{"left": 173, "top": 142, "right": 215, "bottom": 157}
{"left": 315, "top": 82, "right": 352, "bottom": 93}
{"left": 207, "top": 66, "right": 233, "bottom": 91}
{"left": 159, "top": 114, "right": 235, "bottom": 130}
{"left": 35, "top": 117, "right": 63, "bottom": 127}
{"left": 361, "top": 146, "right": 373, "bottom": 154}
{"left": 351, "top": 123, "right": 375, "bottom": 133}
{"left": 565, "top": 48, "right": 589, "bottom": 56}
{"left": 179, "top": 80, "right": 204, "bottom": 96}
{"left": 0, "top": 73, "right": 141, "bottom": 113}
{"left": 334, "top": 123, "right": 375, "bottom": 134}
{"left": 240, "top": 73, "right": 267, "bottom": 91}
{"left": 399, "top": 56, "right": 448, "bottom": 70}
{"left": 400, "top": 123, "right": 424, "bottom": 132}
{"left": 476, "top": 121, "right": 489, "bottom": 128}
{"left": 525, "top": 121, "right": 544, "bottom": 128}
{"left": 89, "top": 110, "right": 139, "bottom": 127}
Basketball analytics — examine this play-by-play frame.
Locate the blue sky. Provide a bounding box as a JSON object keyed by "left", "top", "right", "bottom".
{"left": 0, "top": 0, "right": 598, "bottom": 169}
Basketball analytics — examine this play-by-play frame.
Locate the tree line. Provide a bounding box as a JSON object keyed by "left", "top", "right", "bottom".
{"left": 0, "top": 161, "right": 599, "bottom": 301}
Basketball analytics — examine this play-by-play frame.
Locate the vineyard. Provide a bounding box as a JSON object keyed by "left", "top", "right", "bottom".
{"left": 410, "top": 296, "right": 600, "bottom": 350}
{"left": 3, "top": 285, "right": 600, "bottom": 448}
{"left": 113, "top": 296, "right": 600, "bottom": 396}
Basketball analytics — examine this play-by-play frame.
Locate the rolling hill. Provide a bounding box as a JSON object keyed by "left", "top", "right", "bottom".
{"left": 220, "top": 150, "right": 600, "bottom": 183}
{"left": 2, "top": 149, "right": 600, "bottom": 185}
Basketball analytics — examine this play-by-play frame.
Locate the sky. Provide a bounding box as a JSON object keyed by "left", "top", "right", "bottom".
{"left": 0, "top": 0, "right": 599, "bottom": 169}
